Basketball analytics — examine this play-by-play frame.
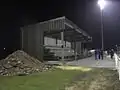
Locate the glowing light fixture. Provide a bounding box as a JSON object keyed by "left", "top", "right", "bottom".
{"left": 98, "top": 0, "right": 106, "bottom": 10}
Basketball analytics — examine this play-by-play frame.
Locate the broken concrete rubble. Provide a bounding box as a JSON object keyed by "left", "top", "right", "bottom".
{"left": 0, "top": 50, "right": 53, "bottom": 76}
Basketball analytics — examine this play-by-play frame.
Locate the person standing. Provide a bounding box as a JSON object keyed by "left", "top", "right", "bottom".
{"left": 95, "top": 49, "right": 97, "bottom": 60}
{"left": 110, "top": 49, "right": 114, "bottom": 59}
{"left": 107, "top": 50, "right": 109, "bottom": 55}
{"left": 98, "top": 49, "right": 101, "bottom": 60}
{"left": 95, "top": 49, "right": 98, "bottom": 60}
{"left": 101, "top": 49, "right": 104, "bottom": 60}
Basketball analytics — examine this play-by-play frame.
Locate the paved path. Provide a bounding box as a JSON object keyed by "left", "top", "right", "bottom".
{"left": 66, "top": 56, "right": 115, "bottom": 68}
{"left": 46, "top": 55, "right": 115, "bottom": 68}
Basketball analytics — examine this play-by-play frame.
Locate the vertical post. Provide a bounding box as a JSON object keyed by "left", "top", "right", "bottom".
{"left": 118, "top": 61, "right": 120, "bottom": 80}
{"left": 82, "top": 43, "right": 85, "bottom": 56}
{"left": 78, "top": 42, "right": 82, "bottom": 55}
{"left": 114, "top": 54, "right": 118, "bottom": 69}
{"left": 80, "top": 42, "right": 82, "bottom": 55}
{"left": 75, "top": 42, "right": 77, "bottom": 61}
{"left": 61, "top": 32, "right": 64, "bottom": 64}
{"left": 56, "top": 38, "right": 57, "bottom": 46}
{"left": 101, "top": 10, "right": 104, "bottom": 51}
{"left": 71, "top": 42, "right": 74, "bottom": 50}
{"left": 65, "top": 41, "right": 66, "bottom": 47}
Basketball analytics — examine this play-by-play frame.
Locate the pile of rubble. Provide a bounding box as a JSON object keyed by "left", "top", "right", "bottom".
{"left": 0, "top": 50, "right": 52, "bottom": 76}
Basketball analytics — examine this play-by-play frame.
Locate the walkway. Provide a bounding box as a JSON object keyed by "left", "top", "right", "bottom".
{"left": 67, "top": 56, "right": 115, "bottom": 68}
{"left": 46, "top": 55, "right": 115, "bottom": 69}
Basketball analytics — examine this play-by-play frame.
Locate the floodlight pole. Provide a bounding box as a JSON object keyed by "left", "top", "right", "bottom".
{"left": 101, "top": 10, "right": 104, "bottom": 51}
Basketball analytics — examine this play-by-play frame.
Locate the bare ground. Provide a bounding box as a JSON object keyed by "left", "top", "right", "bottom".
{"left": 65, "top": 68, "right": 120, "bottom": 90}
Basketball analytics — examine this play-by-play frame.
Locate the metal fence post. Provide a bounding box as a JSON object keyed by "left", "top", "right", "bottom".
{"left": 114, "top": 53, "right": 120, "bottom": 80}
{"left": 118, "top": 60, "right": 120, "bottom": 80}
{"left": 115, "top": 54, "right": 118, "bottom": 69}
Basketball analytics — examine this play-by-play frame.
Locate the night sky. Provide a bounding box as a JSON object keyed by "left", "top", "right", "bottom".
{"left": 0, "top": 0, "right": 120, "bottom": 58}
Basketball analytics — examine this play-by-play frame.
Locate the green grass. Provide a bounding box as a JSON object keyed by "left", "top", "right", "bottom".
{"left": 0, "top": 66, "right": 120, "bottom": 90}
{"left": 0, "top": 69, "right": 81, "bottom": 90}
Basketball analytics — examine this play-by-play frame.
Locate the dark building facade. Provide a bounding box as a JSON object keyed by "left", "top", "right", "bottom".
{"left": 20, "top": 16, "right": 92, "bottom": 60}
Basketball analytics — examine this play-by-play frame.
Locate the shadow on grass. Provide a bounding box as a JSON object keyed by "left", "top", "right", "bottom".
{"left": 64, "top": 67, "right": 120, "bottom": 90}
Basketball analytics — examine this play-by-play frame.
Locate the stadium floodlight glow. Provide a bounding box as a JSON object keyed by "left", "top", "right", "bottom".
{"left": 98, "top": 0, "right": 106, "bottom": 10}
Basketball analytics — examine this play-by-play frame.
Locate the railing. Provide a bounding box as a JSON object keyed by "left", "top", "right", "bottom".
{"left": 114, "top": 53, "right": 120, "bottom": 80}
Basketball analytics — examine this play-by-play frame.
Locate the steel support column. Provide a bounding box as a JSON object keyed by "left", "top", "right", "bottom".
{"left": 74, "top": 42, "right": 77, "bottom": 61}
{"left": 56, "top": 38, "right": 57, "bottom": 46}
{"left": 61, "top": 31, "right": 64, "bottom": 64}
{"left": 76, "top": 42, "right": 82, "bottom": 55}
{"left": 65, "top": 41, "right": 66, "bottom": 47}
{"left": 80, "top": 42, "right": 82, "bottom": 55}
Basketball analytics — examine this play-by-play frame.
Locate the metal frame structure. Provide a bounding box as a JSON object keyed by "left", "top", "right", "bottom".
{"left": 44, "top": 16, "right": 91, "bottom": 42}
{"left": 21, "top": 16, "right": 92, "bottom": 61}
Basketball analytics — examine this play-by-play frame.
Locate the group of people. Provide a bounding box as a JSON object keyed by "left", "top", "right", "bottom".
{"left": 95, "top": 49, "right": 103, "bottom": 60}
{"left": 95, "top": 49, "right": 115, "bottom": 60}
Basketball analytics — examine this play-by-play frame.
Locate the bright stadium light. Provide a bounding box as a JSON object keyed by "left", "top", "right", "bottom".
{"left": 98, "top": 0, "right": 106, "bottom": 10}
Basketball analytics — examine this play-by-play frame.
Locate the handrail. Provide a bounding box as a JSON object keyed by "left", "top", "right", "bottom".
{"left": 114, "top": 53, "right": 120, "bottom": 80}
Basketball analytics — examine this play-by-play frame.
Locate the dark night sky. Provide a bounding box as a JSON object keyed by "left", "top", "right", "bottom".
{"left": 0, "top": 0, "right": 120, "bottom": 58}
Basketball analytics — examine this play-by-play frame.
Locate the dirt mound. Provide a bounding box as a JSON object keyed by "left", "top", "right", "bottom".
{"left": 0, "top": 50, "right": 51, "bottom": 76}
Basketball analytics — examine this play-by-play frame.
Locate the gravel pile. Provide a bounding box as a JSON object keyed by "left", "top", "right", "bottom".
{"left": 0, "top": 50, "right": 52, "bottom": 76}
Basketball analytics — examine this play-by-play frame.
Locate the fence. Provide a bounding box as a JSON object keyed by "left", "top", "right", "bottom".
{"left": 114, "top": 53, "right": 120, "bottom": 80}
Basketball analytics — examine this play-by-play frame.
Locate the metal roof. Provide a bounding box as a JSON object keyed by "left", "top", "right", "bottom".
{"left": 24, "top": 16, "right": 92, "bottom": 42}
{"left": 42, "top": 16, "right": 92, "bottom": 42}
